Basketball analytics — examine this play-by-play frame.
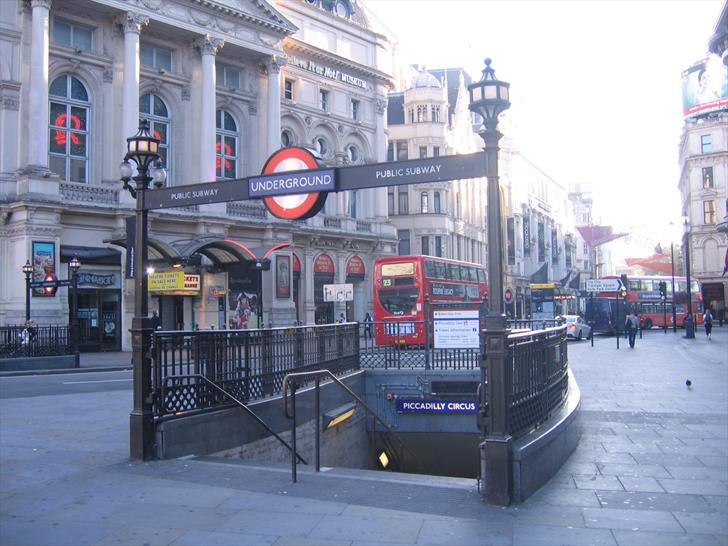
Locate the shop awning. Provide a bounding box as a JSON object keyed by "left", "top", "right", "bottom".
{"left": 104, "top": 238, "right": 182, "bottom": 263}
{"left": 60, "top": 245, "right": 121, "bottom": 265}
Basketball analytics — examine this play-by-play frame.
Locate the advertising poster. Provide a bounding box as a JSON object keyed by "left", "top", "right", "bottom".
{"left": 32, "top": 241, "right": 55, "bottom": 297}
{"left": 682, "top": 56, "right": 728, "bottom": 119}
{"left": 228, "top": 266, "right": 259, "bottom": 329}
{"left": 276, "top": 255, "right": 290, "bottom": 299}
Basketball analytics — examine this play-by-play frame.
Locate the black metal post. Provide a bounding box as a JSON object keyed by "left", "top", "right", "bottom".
{"left": 616, "top": 292, "right": 620, "bottom": 349}
{"left": 129, "top": 165, "right": 155, "bottom": 461}
{"left": 71, "top": 265, "right": 79, "bottom": 361}
{"left": 479, "top": 119, "right": 512, "bottom": 507}
{"left": 291, "top": 380, "right": 297, "bottom": 483}
{"left": 24, "top": 268, "right": 31, "bottom": 322}
{"left": 684, "top": 228, "right": 695, "bottom": 339}
{"left": 257, "top": 262, "right": 263, "bottom": 328}
{"left": 315, "top": 376, "right": 320, "bottom": 473}
{"left": 671, "top": 243, "right": 677, "bottom": 333}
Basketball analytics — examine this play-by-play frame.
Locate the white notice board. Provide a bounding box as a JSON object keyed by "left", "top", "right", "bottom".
{"left": 433, "top": 310, "right": 480, "bottom": 349}
{"left": 323, "top": 283, "right": 354, "bottom": 302}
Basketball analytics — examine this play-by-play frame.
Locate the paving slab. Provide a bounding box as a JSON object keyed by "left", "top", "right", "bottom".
{"left": 0, "top": 326, "right": 726, "bottom": 545}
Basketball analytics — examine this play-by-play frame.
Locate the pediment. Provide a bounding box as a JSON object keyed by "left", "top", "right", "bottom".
{"left": 191, "top": 0, "right": 297, "bottom": 34}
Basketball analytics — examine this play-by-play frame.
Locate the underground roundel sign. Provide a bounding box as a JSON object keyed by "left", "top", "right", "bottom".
{"left": 255, "top": 147, "right": 333, "bottom": 220}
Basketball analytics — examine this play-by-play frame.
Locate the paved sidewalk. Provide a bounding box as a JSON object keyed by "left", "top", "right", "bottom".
{"left": 0, "top": 351, "right": 133, "bottom": 377}
{"left": 0, "top": 328, "right": 726, "bottom": 545}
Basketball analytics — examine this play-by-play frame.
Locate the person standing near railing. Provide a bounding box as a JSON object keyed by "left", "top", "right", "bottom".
{"left": 19, "top": 319, "right": 37, "bottom": 356}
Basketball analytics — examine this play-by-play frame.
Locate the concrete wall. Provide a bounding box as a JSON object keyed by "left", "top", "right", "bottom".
{"left": 156, "top": 370, "right": 367, "bottom": 461}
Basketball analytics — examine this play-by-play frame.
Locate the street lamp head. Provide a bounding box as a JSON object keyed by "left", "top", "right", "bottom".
{"left": 69, "top": 256, "right": 81, "bottom": 272}
{"left": 119, "top": 159, "right": 133, "bottom": 181}
{"left": 22, "top": 260, "right": 33, "bottom": 276}
{"left": 125, "top": 119, "right": 160, "bottom": 171}
{"left": 150, "top": 160, "right": 167, "bottom": 189}
{"left": 468, "top": 58, "right": 511, "bottom": 129}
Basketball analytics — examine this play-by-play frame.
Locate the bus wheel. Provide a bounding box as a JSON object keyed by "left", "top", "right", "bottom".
{"left": 643, "top": 319, "right": 653, "bottom": 330}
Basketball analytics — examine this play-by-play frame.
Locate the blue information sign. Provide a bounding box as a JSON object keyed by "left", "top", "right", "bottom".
{"left": 396, "top": 399, "right": 478, "bottom": 414}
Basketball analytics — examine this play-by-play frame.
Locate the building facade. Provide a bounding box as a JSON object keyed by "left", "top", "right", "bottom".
{"left": 678, "top": 109, "right": 728, "bottom": 318}
{"left": 0, "top": 0, "right": 395, "bottom": 351}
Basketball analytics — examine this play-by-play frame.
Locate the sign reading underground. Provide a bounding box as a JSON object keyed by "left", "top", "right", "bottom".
{"left": 253, "top": 147, "right": 332, "bottom": 220}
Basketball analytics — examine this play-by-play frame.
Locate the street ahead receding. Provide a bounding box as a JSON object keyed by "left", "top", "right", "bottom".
{"left": 144, "top": 152, "right": 487, "bottom": 211}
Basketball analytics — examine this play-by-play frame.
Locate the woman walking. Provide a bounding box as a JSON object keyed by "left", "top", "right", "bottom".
{"left": 703, "top": 308, "right": 713, "bottom": 340}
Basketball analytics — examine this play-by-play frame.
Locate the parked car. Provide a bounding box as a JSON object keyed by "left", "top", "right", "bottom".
{"left": 563, "top": 315, "right": 592, "bottom": 340}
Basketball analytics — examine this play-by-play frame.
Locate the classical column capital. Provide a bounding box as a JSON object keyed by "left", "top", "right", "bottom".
{"left": 268, "top": 55, "right": 288, "bottom": 74}
{"left": 194, "top": 35, "right": 224, "bottom": 56}
{"left": 116, "top": 12, "right": 149, "bottom": 34}
{"left": 30, "top": 0, "right": 52, "bottom": 10}
{"left": 375, "top": 97, "right": 388, "bottom": 115}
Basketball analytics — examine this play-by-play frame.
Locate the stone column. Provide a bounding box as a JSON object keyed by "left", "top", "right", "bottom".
{"left": 27, "top": 0, "right": 52, "bottom": 171}
{"left": 373, "top": 96, "right": 388, "bottom": 219}
{"left": 194, "top": 35, "right": 224, "bottom": 184}
{"left": 117, "top": 12, "right": 148, "bottom": 206}
{"left": 265, "top": 56, "right": 287, "bottom": 155}
{"left": 118, "top": 12, "right": 148, "bottom": 153}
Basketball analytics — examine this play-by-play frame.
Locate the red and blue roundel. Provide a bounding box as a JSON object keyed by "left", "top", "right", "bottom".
{"left": 261, "top": 147, "right": 329, "bottom": 220}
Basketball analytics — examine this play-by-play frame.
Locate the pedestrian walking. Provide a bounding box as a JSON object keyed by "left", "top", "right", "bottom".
{"left": 624, "top": 310, "right": 639, "bottom": 348}
{"left": 364, "top": 312, "right": 373, "bottom": 339}
{"left": 703, "top": 308, "right": 713, "bottom": 340}
{"left": 150, "top": 310, "right": 161, "bottom": 331}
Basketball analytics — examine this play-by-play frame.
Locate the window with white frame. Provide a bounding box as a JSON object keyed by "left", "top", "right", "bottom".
{"left": 216, "top": 109, "right": 238, "bottom": 180}
{"left": 139, "top": 93, "right": 170, "bottom": 181}
{"left": 52, "top": 18, "right": 93, "bottom": 51}
{"left": 284, "top": 79, "right": 294, "bottom": 100}
{"left": 702, "top": 166, "right": 713, "bottom": 188}
{"left": 49, "top": 75, "right": 89, "bottom": 182}
{"left": 216, "top": 63, "right": 240, "bottom": 89}
{"left": 320, "top": 89, "right": 329, "bottom": 111}
{"left": 140, "top": 42, "right": 172, "bottom": 71}
{"left": 351, "top": 99, "right": 360, "bottom": 121}
{"left": 701, "top": 134, "right": 712, "bottom": 154}
{"left": 420, "top": 191, "right": 428, "bottom": 213}
{"left": 349, "top": 191, "right": 357, "bottom": 218}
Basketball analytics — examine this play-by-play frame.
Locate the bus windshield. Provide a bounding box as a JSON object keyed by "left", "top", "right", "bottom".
{"left": 377, "top": 288, "right": 419, "bottom": 315}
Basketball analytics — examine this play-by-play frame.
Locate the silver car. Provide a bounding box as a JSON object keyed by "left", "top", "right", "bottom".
{"left": 563, "top": 315, "right": 592, "bottom": 340}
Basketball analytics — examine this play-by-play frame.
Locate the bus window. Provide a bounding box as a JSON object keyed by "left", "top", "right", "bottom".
{"left": 477, "top": 269, "right": 486, "bottom": 282}
{"left": 424, "top": 260, "right": 437, "bottom": 278}
{"left": 377, "top": 288, "right": 419, "bottom": 315}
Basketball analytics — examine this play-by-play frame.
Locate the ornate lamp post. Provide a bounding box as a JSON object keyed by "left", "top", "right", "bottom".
{"left": 69, "top": 256, "right": 81, "bottom": 356}
{"left": 120, "top": 120, "right": 167, "bottom": 460}
{"left": 22, "top": 260, "right": 33, "bottom": 322}
{"left": 468, "top": 58, "right": 512, "bottom": 506}
{"left": 683, "top": 217, "right": 695, "bottom": 339}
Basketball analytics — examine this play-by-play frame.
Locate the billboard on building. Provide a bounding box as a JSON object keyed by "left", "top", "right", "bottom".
{"left": 681, "top": 56, "right": 728, "bottom": 119}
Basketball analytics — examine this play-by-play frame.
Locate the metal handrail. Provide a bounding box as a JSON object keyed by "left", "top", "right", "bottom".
{"left": 282, "top": 369, "right": 420, "bottom": 483}
{"left": 191, "top": 374, "right": 306, "bottom": 465}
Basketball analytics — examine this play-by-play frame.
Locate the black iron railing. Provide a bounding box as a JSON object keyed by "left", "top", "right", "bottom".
{"left": 0, "top": 325, "right": 72, "bottom": 358}
{"left": 505, "top": 324, "right": 568, "bottom": 438}
{"left": 151, "top": 323, "right": 360, "bottom": 417}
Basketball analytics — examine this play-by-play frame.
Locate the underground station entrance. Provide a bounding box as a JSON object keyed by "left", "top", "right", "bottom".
{"left": 125, "top": 124, "right": 578, "bottom": 505}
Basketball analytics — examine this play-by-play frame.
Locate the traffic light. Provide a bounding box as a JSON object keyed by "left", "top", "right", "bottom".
{"left": 659, "top": 281, "right": 667, "bottom": 301}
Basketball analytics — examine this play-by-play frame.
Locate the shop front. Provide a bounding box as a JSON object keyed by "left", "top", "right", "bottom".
{"left": 73, "top": 269, "right": 122, "bottom": 352}
{"left": 149, "top": 271, "right": 201, "bottom": 330}
{"left": 314, "top": 253, "right": 335, "bottom": 324}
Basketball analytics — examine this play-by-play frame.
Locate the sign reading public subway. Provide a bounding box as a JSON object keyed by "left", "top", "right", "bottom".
{"left": 396, "top": 399, "right": 478, "bottom": 414}
{"left": 143, "top": 150, "right": 486, "bottom": 219}
{"left": 248, "top": 169, "right": 335, "bottom": 198}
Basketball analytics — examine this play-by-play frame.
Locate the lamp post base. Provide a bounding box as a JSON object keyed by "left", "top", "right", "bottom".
{"left": 480, "top": 434, "right": 513, "bottom": 506}
{"left": 129, "top": 316, "right": 155, "bottom": 461}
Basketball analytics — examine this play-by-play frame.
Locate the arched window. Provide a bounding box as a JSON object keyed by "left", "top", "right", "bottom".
{"left": 434, "top": 191, "right": 441, "bottom": 213}
{"left": 139, "top": 93, "right": 170, "bottom": 181}
{"left": 216, "top": 109, "right": 238, "bottom": 180}
{"left": 281, "top": 130, "right": 293, "bottom": 147}
{"left": 49, "top": 75, "right": 89, "bottom": 182}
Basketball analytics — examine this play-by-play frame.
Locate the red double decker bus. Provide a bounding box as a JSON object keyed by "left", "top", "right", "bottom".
{"left": 588, "top": 275, "right": 703, "bottom": 330}
{"left": 372, "top": 255, "right": 487, "bottom": 345}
